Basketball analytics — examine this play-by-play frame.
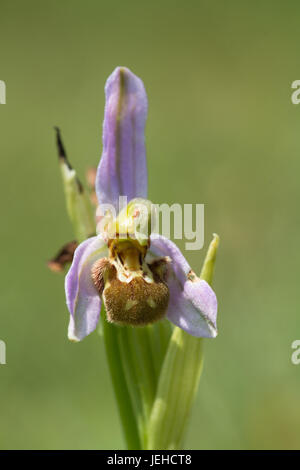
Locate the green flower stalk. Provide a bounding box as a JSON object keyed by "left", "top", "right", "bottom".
{"left": 50, "top": 67, "right": 220, "bottom": 450}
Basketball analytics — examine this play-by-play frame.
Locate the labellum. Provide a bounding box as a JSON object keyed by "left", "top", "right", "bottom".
{"left": 92, "top": 233, "right": 170, "bottom": 327}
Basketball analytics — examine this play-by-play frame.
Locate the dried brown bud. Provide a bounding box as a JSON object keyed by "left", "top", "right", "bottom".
{"left": 47, "top": 240, "right": 78, "bottom": 272}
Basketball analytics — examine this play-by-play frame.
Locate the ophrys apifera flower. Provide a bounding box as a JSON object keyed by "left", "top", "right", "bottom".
{"left": 65, "top": 67, "right": 218, "bottom": 342}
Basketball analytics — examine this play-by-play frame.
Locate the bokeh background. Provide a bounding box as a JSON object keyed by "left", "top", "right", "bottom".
{"left": 0, "top": 0, "right": 300, "bottom": 449}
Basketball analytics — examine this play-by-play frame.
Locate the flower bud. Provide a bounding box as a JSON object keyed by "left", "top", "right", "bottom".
{"left": 55, "top": 127, "right": 95, "bottom": 242}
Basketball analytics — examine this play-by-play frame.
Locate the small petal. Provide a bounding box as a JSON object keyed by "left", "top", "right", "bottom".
{"left": 96, "top": 67, "right": 148, "bottom": 210}
{"left": 149, "top": 235, "right": 218, "bottom": 338}
{"left": 65, "top": 235, "right": 107, "bottom": 341}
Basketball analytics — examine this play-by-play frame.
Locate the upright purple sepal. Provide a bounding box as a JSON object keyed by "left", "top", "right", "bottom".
{"left": 96, "top": 67, "right": 148, "bottom": 210}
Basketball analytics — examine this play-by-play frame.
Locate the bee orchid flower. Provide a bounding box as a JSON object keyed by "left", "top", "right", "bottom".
{"left": 65, "top": 67, "right": 218, "bottom": 342}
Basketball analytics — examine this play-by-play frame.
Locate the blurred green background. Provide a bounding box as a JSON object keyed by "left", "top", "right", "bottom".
{"left": 0, "top": 0, "right": 300, "bottom": 449}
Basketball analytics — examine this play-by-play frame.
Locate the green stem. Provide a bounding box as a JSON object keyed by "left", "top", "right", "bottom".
{"left": 125, "top": 327, "right": 157, "bottom": 448}
{"left": 117, "top": 327, "right": 145, "bottom": 442}
{"left": 101, "top": 312, "right": 141, "bottom": 450}
{"left": 147, "top": 320, "right": 173, "bottom": 380}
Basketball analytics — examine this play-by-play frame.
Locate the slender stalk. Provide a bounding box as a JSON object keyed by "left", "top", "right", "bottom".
{"left": 147, "top": 320, "right": 173, "bottom": 380}
{"left": 117, "top": 321, "right": 173, "bottom": 448}
{"left": 117, "top": 327, "right": 145, "bottom": 441}
{"left": 101, "top": 312, "right": 142, "bottom": 450}
{"left": 125, "top": 327, "right": 157, "bottom": 448}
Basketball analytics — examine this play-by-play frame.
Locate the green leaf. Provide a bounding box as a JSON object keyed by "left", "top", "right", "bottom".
{"left": 116, "top": 321, "right": 173, "bottom": 448}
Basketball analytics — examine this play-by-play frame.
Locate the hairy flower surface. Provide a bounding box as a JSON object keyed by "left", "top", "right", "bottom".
{"left": 65, "top": 67, "right": 218, "bottom": 342}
